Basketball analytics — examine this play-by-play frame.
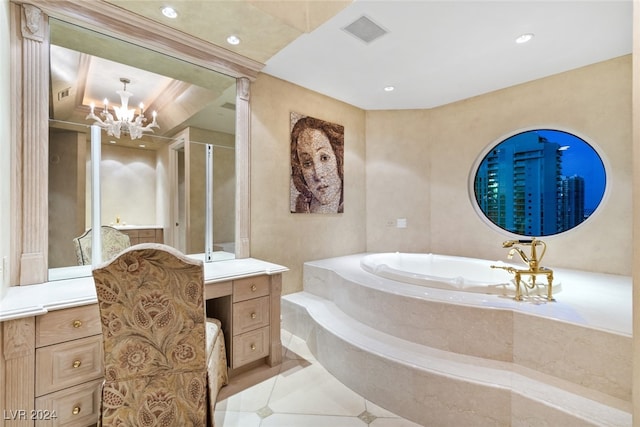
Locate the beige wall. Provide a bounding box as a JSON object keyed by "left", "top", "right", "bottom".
{"left": 250, "top": 74, "right": 367, "bottom": 295}
{"left": 366, "top": 109, "right": 432, "bottom": 254}
{"left": 1, "top": 4, "right": 9, "bottom": 418}
{"left": 97, "top": 144, "right": 158, "bottom": 228}
{"left": 0, "top": 0, "right": 9, "bottom": 299}
{"left": 631, "top": 0, "right": 639, "bottom": 421}
{"left": 212, "top": 145, "right": 235, "bottom": 245}
{"left": 188, "top": 128, "right": 236, "bottom": 247}
{"left": 251, "top": 56, "right": 631, "bottom": 296}
{"left": 367, "top": 55, "right": 631, "bottom": 275}
{"left": 49, "top": 131, "right": 86, "bottom": 268}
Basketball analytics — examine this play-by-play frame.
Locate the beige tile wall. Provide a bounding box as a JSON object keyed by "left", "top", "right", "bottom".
{"left": 250, "top": 74, "right": 367, "bottom": 295}
{"left": 251, "top": 55, "right": 631, "bottom": 296}
{"left": 366, "top": 55, "right": 631, "bottom": 276}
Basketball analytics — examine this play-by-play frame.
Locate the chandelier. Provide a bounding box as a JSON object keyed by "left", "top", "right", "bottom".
{"left": 85, "top": 77, "right": 159, "bottom": 140}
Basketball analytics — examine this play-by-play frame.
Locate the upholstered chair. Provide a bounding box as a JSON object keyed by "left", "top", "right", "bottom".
{"left": 73, "top": 226, "right": 131, "bottom": 265}
{"left": 92, "top": 243, "right": 228, "bottom": 427}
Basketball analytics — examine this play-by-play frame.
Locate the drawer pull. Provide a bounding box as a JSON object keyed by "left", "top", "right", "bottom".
{"left": 250, "top": 284, "right": 257, "bottom": 292}
{"left": 72, "top": 320, "right": 83, "bottom": 328}
{"left": 250, "top": 344, "right": 256, "bottom": 351}
{"left": 250, "top": 312, "right": 257, "bottom": 319}
{"left": 72, "top": 406, "right": 81, "bottom": 415}
{"left": 72, "top": 360, "right": 82, "bottom": 368}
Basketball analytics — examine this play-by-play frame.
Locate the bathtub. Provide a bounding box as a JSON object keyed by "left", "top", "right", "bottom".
{"left": 284, "top": 253, "right": 631, "bottom": 426}
{"left": 360, "top": 252, "right": 560, "bottom": 296}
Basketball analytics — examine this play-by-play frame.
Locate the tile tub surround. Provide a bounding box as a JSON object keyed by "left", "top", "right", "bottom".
{"left": 281, "top": 253, "right": 632, "bottom": 426}
{"left": 214, "top": 330, "right": 423, "bottom": 427}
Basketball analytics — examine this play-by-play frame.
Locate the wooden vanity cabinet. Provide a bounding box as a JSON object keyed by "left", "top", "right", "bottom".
{"left": 33, "top": 305, "right": 103, "bottom": 426}
{"left": 118, "top": 227, "right": 164, "bottom": 245}
{"left": 206, "top": 274, "right": 282, "bottom": 375}
{"left": 1, "top": 271, "right": 283, "bottom": 426}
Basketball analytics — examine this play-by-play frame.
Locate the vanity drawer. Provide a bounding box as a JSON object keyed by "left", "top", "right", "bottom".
{"left": 232, "top": 326, "right": 270, "bottom": 368}
{"left": 137, "top": 228, "right": 157, "bottom": 238}
{"left": 35, "top": 378, "right": 102, "bottom": 427}
{"left": 120, "top": 228, "right": 163, "bottom": 244}
{"left": 121, "top": 229, "right": 138, "bottom": 239}
{"left": 233, "top": 276, "right": 270, "bottom": 302}
{"left": 36, "top": 305, "right": 101, "bottom": 348}
{"left": 137, "top": 228, "right": 161, "bottom": 243}
{"left": 36, "top": 335, "right": 104, "bottom": 396}
{"left": 138, "top": 236, "right": 158, "bottom": 243}
{"left": 232, "top": 296, "right": 270, "bottom": 336}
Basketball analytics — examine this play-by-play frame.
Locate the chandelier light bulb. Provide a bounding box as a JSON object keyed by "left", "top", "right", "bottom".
{"left": 85, "top": 78, "right": 159, "bottom": 139}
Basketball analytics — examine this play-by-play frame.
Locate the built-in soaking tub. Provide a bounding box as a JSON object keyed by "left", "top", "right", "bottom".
{"left": 360, "top": 252, "right": 561, "bottom": 296}
{"left": 283, "top": 253, "right": 632, "bottom": 426}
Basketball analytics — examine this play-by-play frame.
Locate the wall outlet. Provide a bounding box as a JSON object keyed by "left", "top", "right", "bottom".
{"left": 396, "top": 218, "right": 407, "bottom": 228}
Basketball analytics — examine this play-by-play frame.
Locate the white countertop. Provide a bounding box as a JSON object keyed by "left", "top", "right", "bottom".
{"left": 0, "top": 256, "right": 288, "bottom": 322}
{"left": 111, "top": 224, "right": 162, "bottom": 230}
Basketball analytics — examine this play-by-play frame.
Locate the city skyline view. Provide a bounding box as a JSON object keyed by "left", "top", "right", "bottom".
{"left": 474, "top": 129, "right": 607, "bottom": 236}
{"left": 535, "top": 129, "right": 606, "bottom": 213}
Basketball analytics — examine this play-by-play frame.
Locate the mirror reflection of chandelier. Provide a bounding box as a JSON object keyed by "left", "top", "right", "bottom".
{"left": 85, "top": 77, "right": 159, "bottom": 140}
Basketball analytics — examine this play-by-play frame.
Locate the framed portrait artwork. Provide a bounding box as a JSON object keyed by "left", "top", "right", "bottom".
{"left": 290, "top": 112, "right": 344, "bottom": 213}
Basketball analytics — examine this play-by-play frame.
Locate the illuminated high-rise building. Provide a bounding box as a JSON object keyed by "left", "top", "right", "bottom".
{"left": 475, "top": 132, "right": 563, "bottom": 235}
{"left": 560, "top": 175, "right": 585, "bottom": 231}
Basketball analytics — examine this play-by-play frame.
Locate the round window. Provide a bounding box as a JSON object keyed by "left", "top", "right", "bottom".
{"left": 472, "top": 129, "right": 606, "bottom": 237}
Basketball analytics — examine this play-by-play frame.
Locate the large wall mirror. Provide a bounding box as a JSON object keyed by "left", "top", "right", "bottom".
{"left": 47, "top": 18, "right": 238, "bottom": 279}
{"left": 472, "top": 129, "right": 607, "bottom": 237}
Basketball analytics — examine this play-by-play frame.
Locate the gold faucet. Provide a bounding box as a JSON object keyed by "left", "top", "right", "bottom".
{"left": 490, "top": 238, "right": 555, "bottom": 301}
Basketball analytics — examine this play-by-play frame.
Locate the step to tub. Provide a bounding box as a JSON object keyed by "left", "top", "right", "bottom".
{"left": 282, "top": 291, "right": 631, "bottom": 427}
{"left": 301, "top": 254, "right": 632, "bottom": 403}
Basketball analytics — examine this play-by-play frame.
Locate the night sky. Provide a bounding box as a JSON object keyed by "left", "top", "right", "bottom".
{"left": 535, "top": 129, "right": 606, "bottom": 212}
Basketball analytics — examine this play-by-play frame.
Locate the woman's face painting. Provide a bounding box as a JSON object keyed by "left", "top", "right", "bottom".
{"left": 296, "top": 128, "right": 342, "bottom": 205}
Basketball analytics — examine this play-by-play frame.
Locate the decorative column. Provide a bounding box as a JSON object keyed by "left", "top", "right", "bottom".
{"left": 2, "top": 318, "right": 36, "bottom": 427}
{"left": 268, "top": 273, "right": 282, "bottom": 366}
{"left": 13, "top": 4, "right": 49, "bottom": 285}
{"left": 235, "top": 77, "right": 251, "bottom": 259}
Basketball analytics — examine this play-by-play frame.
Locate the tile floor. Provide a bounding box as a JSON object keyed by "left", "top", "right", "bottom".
{"left": 214, "top": 330, "right": 423, "bottom": 427}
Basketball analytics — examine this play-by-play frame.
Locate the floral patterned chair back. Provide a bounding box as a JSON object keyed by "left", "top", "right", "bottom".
{"left": 92, "top": 243, "right": 208, "bottom": 426}
{"left": 73, "top": 225, "right": 131, "bottom": 265}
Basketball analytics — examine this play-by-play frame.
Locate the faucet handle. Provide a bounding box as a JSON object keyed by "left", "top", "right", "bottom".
{"left": 502, "top": 239, "right": 537, "bottom": 248}
{"left": 502, "top": 239, "right": 529, "bottom": 248}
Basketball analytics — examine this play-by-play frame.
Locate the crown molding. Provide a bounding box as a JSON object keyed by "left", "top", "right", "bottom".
{"left": 17, "top": 0, "right": 264, "bottom": 80}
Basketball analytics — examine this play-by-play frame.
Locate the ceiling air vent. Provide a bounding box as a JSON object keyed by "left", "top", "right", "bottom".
{"left": 342, "top": 15, "right": 388, "bottom": 44}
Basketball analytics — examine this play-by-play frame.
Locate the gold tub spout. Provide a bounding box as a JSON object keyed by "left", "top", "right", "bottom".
{"left": 490, "top": 238, "right": 555, "bottom": 301}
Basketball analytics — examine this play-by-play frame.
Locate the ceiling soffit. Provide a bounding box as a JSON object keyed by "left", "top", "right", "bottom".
{"left": 28, "top": 0, "right": 264, "bottom": 80}
{"left": 103, "top": 0, "right": 351, "bottom": 64}
{"left": 247, "top": 1, "right": 352, "bottom": 34}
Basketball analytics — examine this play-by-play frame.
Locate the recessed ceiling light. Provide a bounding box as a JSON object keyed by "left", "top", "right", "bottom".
{"left": 515, "top": 33, "right": 534, "bottom": 44}
{"left": 384, "top": 86, "right": 395, "bottom": 92}
{"left": 226, "top": 35, "right": 241, "bottom": 45}
{"left": 161, "top": 6, "right": 178, "bottom": 19}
